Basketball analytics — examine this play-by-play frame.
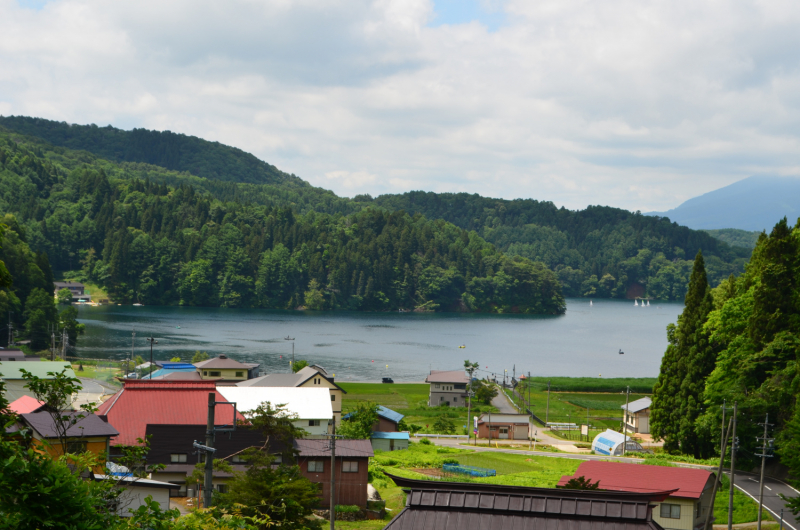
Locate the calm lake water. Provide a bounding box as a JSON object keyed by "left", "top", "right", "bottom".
{"left": 74, "top": 299, "right": 683, "bottom": 382}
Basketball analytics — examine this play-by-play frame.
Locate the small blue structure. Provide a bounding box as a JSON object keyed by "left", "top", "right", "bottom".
{"left": 142, "top": 363, "right": 197, "bottom": 380}
{"left": 371, "top": 431, "right": 409, "bottom": 452}
{"left": 591, "top": 429, "right": 647, "bottom": 456}
{"left": 442, "top": 464, "right": 496, "bottom": 477}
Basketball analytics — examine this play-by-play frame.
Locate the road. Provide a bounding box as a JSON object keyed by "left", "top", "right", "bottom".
{"left": 724, "top": 470, "right": 799, "bottom": 530}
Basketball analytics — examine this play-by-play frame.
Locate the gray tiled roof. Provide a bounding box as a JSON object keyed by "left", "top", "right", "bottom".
{"left": 294, "top": 438, "right": 374, "bottom": 458}
{"left": 20, "top": 411, "right": 119, "bottom": 438}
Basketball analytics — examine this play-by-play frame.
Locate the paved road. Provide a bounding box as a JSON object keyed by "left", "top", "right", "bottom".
{"left": 724, "top": 470, "right": 799, "bottom": 530}
{"left": 491, "top": 388, "right": 519, "bottom": 413}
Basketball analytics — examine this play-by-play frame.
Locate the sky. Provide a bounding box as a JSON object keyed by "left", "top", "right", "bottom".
{"left": 2, "top": 0, "right": 800, "bottom": 211}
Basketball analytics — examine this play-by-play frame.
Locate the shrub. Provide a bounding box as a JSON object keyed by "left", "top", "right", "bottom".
{"left": 335, "top": 505, "right": 361, "bottom": 513}
{"left": 419, "top": 438, "right": 432, "bottom": 445}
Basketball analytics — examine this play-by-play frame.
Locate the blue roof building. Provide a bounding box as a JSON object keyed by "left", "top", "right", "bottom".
{"left": 370, "top": 431, "right": 409, "bottom": 452}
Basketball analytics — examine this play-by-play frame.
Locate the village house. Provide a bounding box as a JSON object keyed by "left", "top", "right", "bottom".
{"left": 558, "top": 461, "right": 715, "bottom": 530}
{"left": 238, "top": 365, "right": 346, "bottom": 425}
{"left": 194, "top": 355, "right": 260, "bottom": 382}
{"left": 385, "top": 473, "right": 674, "bottom": 530}
{"left": 370, "top": 431, "right": 409, "bottom": 452}
{"left": 294, "top": 438, "right": 374, "bottom": 508}
{"left": 477, "top": 413, "right": 532, "bottom": 440}
{"left": 217, "top": 386, "right": 334, "bottom": 437}
{"left": 53, "top": 281, "right": 90, "bottom": 302}
{"left": 623, "top": 396, "right": 652, "bottom": 435}
{"left": 96, "top": 380, "right": 245, "bottom": 452}
{"left": 425, "top": 369, "right": 469, "bottom": 407}
{"left": 0, "top": 361, "right": 76, "bottom": 402}
{"left": 0, "top": 349, "right": 38, "bottom": 361}
{"left": 7, "top": 409, "right": 118, "bottom": 470}
{"left": 94, "top": 474, "right": 179, "bottom": 517}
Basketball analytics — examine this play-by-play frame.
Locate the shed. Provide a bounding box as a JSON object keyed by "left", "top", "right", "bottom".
{"left": 371, "top": 431, "right": 409, "bottom": 452}
{"left": 94, "top": 474, "right": 179, "bottom": 517}
{"left": 623, "top": 397, "right": 652, "bottom": 434}
{"left": 591, "top": 429, "right": 647, "bottom": 456}
{"left": 477, "top": 413, "right": 531, "bottom": 440}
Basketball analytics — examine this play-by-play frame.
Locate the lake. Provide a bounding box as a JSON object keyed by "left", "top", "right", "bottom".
{"left": 74, "top": 299, "right": 682, "bottom": 382}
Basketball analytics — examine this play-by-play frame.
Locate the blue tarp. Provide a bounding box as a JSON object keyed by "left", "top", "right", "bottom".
{"left": 443, "top": 464, "right": 496, "bottom": 477}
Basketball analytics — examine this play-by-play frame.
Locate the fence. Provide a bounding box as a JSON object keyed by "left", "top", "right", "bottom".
{"left": 412, "top": 433, "right": 469, "bottom": 440}
{"left": 442, "top": 464, "right": 497, "bottom": 477}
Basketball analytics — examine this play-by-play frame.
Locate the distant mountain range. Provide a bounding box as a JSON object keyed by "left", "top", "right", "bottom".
{"left": 648, "top": 175, "right": 800, "bottom": 232}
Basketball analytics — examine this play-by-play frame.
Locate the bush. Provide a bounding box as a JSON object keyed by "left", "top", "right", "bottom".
{"left": 335, "top": 505, "right": 361, "bottom": 513}
{"left": 419, "top": 438, "right": 432, "bottom": 445}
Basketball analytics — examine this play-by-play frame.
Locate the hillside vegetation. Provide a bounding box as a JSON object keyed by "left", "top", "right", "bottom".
{"left": 0, "top": 116, "right": 753, "bottom": 301}
{"left": 0, "top": 132, "right": 564, "bottom": 314}
{"left": 701, "top": 228, "right": 761, "bottom": 249}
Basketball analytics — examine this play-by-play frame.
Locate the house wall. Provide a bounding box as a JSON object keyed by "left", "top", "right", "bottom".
{"left": 299, "top": 377, "right": 343, "bottom": 426}
{"left": 652, "top": 497, "right": 701, "bottom": 530}
{"left": 625, "top": 409, "right": 651, "bottom": 434}
{"left": 295, "top": 418, "right": 330, "bottom": 438}
{"left": 477, "top": 422, "right": 530, "bottom": 440}
{"left": 428, "top": 384, "right": 467, "bottom": 407}
{"left": 375, "top": 417, "right": 398, "bottom": 432}
{"left": 371, "top": 438, "right": 409, "bottom": 452}
{"left": 298, "top": 456, "right": 370, "bottom": 507}
{"left": 115, "top": 485, "right": 172, "bottom": 517}
{"left": 199, "top": 368, "right": 248, "bottom": 381}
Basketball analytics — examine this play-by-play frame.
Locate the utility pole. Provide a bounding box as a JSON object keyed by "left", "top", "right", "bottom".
{"left": 545, "top": 380, "right": 551, "bottom": 425}
{"left": 204, "top": 392, "right": 215, "bottom": 509}
{"left": 721, "top": 399, "right": 726, "bottom": 454}
{"left": 129, "top": 327, "right": 136, "bottom": 377}
{"left": 756, "top": 413, "right": 774, "bottom": 530}
{"left": 51, "top": 326, "right": 56, "bottom": 361}
{"left": 728, "top": 402, "right": 738, "bottom": 530}
{"left": 7, "top": 312, "right": 13, "bottom": 346}
{"left": 622, "top": 386, "right": 630, "bottom": 456}
{"left": 147, "top": 337, "right": 158, "bottom": 379}
{"left": 329, "top": 423, "right": 336, "bottom": 530}
{"left": 61, "top": 328, "right": 68, "bottom": 358}
{"left": 528, "top": 372, "right": 532, "bottom": 449}
{"left": 704, "top": 418, "right": 733, "bottom": 530}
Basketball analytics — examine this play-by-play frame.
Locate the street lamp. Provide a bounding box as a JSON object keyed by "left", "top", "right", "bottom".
{"left": 147, "top": 337, "right": 158, "bottom": 379}
{"left": 285, "top": 336, "right": 295, "bottom": 369}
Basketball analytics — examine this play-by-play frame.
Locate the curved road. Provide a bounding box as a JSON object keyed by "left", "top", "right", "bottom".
{"left": 724, "top": 471, "right": 799, "bottom": 530}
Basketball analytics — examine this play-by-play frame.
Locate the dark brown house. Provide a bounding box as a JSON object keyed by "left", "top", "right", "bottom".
{"left": 384, "top": 474, "right": 673, "bottom": 530}
{"left": 143, "top": 424, "right": 281, "bottom": 496}
{"left": 294, "top": 438, "right": 374, "bottom": 508}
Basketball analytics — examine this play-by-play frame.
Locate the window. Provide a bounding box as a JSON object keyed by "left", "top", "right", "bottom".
{"left": 308, "top": 461, "right": 324, "bottom": 472}
{"left": 453, "top": 397, "right": 457, "bottom": 402}
{"left": 695, "top": 502, "right": 702, "bottom": 518}
{"left": 274, "top": 455, "right": 282, "bottom": 464}
{"left": 235, "top": 371, "right": 244, "bottom": 378}
{"left": 231, "top": 455, "right": 248, "bottom": 463}
{"left": 170, "top": 453, "right": 188, "bottom": 463}
{"left": 440, "top": 396, "right": 444, "bottom": 402}
{"left": 660, "top": 504, "right": 681, "bottom": 519}
{"left": 209, "top": 371, "right": 221, "bottom": 377}
{"left": 342, "top": 461, "right": 359, "bottom": 473}
{"left": 203, "top": 371, "right": 208, "bottom": 376}
{"left": 216, "top": 484, "right": 228, "bottom": 493}
{"left": 66, "top": 441, "right": 87, "bottom": 453}
{"left": 309, "top": 420, "right": 321, "bottom": 427}
{"left": 331, "top": 394, "right": 335, "bottom": 401}
{"left": 435, "top": 384, "right": 440, "bottom": 390}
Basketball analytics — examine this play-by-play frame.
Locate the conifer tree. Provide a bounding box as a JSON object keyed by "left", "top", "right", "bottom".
{"left": 651, "top": 250, "right": 716, "bottom": 456}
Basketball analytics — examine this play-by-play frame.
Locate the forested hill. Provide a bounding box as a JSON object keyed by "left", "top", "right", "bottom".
{"left": 0, "top": 132, "right": 564, "bottom": 315}
{"left": 0, "top": 115, "right": 307, "bottom": 187}
{"left": 371, "top": 192, "right": 751, "bottom": 300}
{"left": 0, "top": 116, "right": 753, "bottom": 301}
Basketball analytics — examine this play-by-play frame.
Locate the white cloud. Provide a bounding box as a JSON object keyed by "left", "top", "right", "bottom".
{"left": 1, "top": 0, "right": 800, "bottom": 211}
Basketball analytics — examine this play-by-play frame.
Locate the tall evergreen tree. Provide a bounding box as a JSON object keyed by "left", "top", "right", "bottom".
{"left": 651, "top": 250, "right": 716, "bottom": 456}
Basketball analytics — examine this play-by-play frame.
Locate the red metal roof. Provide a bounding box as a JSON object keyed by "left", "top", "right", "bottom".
{"left": 96, "top": 380, "right": 245, "bottom": 446}
{"left": 557, "top": 461, "right": 712, "bottom": 499}
{"left": 8, "top": 395, "right": 45, "bottom": 414}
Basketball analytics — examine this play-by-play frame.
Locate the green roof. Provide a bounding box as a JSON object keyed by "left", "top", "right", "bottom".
{"left": 0, "top": 361, "right": 75, "bottom": 380}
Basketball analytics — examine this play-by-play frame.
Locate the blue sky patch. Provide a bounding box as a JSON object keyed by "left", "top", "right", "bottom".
{"left": 429, "top": 0, "right": 506, "bottom": 32}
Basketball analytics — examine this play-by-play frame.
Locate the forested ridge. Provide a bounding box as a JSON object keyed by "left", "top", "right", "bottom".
{"left": 0, "top": 132, "right": 565, "bottom": 315}
{"left": 372, "top": 191, "right": 750, "bottom": 299}
{"left": 651, "top": 219, "right": 800, "bottom": 495}
{"left": 0, "top": 116, "right": 752, "bottom": 301}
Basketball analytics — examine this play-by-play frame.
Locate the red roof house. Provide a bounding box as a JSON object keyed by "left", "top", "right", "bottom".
{"left": 96, "top": 380, "right": 245, "bottom": 446}
{"left": 558, "top": 461, "right": 715, "bottom": 530}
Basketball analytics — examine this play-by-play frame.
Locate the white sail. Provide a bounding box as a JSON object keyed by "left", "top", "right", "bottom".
{"left": 590, "top": 300, "right": 593, "bottom": 306}
{"left": 634, "top": 299, "right": 638, "bottom": 306}
{"left": 647, "top": 300, "right": 650, "bottom": 306}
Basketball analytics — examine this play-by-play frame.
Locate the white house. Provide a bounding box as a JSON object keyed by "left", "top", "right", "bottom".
{"left": 94, "top": 474, "right": 179, "bottom": 517}
{"left": 216, "top": 386, "right": 333, "bottom": 437}
{"left": 622, "top": 396, "right": 651, "bottom": 434}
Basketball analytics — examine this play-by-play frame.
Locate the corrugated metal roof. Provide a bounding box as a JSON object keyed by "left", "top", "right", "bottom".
{"left": 0, "top": 361, "right": 74, "bottom": 380}
{"left": 8, "top": 395, "right": 44, "bottom": 414}
{"left": 557, "top": 461, "right": 712, "bottom": 499}
{"left": 371, "top": 431, "right": 409, "bottom": 440}
{"left": 194, "top": 355, "right": 252, "bottom": 370}
{"left": 622, "top": 397, "right": 652, "bottom": 413}
{"left": 425, "top": 370, "right": 469, "bottom": 383}
{"left": 237, "top": 373, "right": 304, "bottom": 387}
{"left": 96, "top": 380, "right": 244, "bottom": 446}
{"left": 377, "top": 406, "right": 405, "bottom": 423}
{"left": 384, "top": 474, "right": 673, "bottom": 530}
{"left": 217, "top": 387, "right": 333, "bottom": 419}
{"left": 294, "top": 438, "right": 374, "bottom": 458}
{"left": 477, "top": 413, "right": 531, "bottom": 424}
{"left": 21, "top": 411, "right": 119, "bottom": 438}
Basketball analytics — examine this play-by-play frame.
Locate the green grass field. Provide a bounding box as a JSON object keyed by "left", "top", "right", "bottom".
{"left": 523, "top": 377, "right": 657, "bottom": 393}
{"left": 339, "top": 382, "right": 496, "bottom": 433}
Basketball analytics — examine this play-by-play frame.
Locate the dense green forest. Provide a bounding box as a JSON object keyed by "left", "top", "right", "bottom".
{"left": 0, "top": 133, "right": 564, "bottom": 315}
{"left": 372, "top": 192, "right": 751, "bottom": 299}
{"left": 0, "top": 116, "right": 308, "bottom": 187}
{"left": 650, "top": 219, "right": 800, "bottom": 485}
{"left": 0, "top": 116, "right": 752, "bottom": 301}
{"left": 700, "top": 228, "right": 761, "bottom": 249}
